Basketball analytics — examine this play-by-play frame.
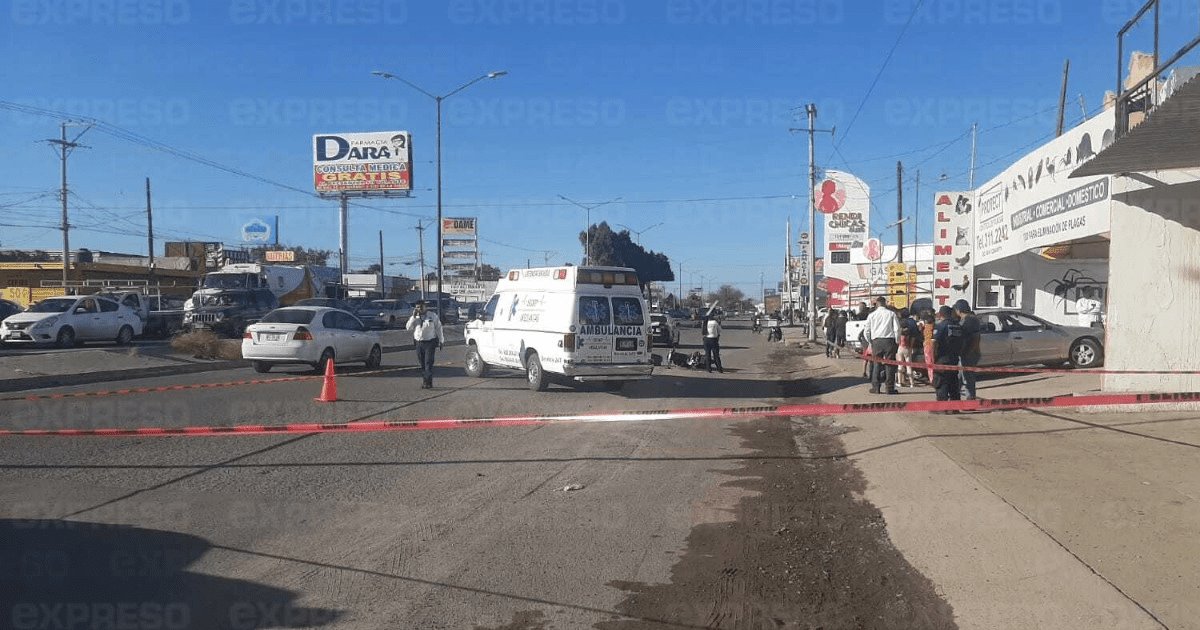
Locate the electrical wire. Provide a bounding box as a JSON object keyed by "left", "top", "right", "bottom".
{"left": 835, "top": 0, "right": 926, "bottom": 148}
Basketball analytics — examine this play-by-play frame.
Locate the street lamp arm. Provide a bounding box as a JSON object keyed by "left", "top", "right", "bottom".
{"left": 371, "top": 70, "right": 437, "bottom": 100}
{"left": 444, "top": 71, "right": 503, "bottom": 99}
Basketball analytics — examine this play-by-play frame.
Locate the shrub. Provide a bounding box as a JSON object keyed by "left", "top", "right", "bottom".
{"left": 171, "top": 330, "right": 243, "bottom": 360}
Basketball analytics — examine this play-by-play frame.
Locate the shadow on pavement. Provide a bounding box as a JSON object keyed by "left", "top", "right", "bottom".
{"left": 0, "top": 519, "right": 342, "bottom": 629}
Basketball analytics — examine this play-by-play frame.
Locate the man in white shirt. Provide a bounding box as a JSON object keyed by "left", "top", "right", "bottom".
{"left": 406, "top": 300, "right": 445, "bottom": 389}
{"left": 703, "top": 315, "right": 724, "bottom": 373}
{"left": 864, "top": 296, "right": 901, "bottom": 394}
{"left": 1075, "top": 287, "right": 1103, "bottom": 328}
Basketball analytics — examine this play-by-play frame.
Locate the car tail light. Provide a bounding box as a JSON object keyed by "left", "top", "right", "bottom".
{"left": 563, "top": 333, "right": 576, "bottom": 352}
{"left": 293, "top": 327, "right": 313, "bottom": 341}
{"left": 242, "top": 331, "right": 253, "bottom": 340}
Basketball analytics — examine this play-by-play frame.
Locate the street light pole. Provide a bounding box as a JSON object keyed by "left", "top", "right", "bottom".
{"left": 616, "top": 222, "right": 664, "bottom": 245}
{"left": 559, "top": 195, "right": 622, "bottom": 265}
{"left": 373, "top": 69, "right": 507, "bottom": 316}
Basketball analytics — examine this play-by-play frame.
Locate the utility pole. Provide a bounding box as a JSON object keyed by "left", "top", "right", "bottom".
{"left": 913, "top": 169, "right": 921, "bottom": 262}
{"left": 274, "top": 215, "right": 280, "bottom": 246}
{"left": 1056, "top": 59, "right": 1070, "bottom": 137}
{"left": 785, "top": 217, "right": 793, "bottom": 325}
{"left": 968, "top": 122, "right": 978, "bottom": 189}
{"left": 46, "top": 121, "right": 90, "bottom": 288}
{"left": 415, "top": 220, "right": 427, "bottom": 300}
{"left": 791, "top": 104, "right": 834, "bottom": 341}
{"left": 145, "top": 177, "right": 155, "bottom": 280}
{"left": 378, "top": 230, "right": 384, "bottom": 283}
{"left": 896, "top": 162, "right": 904, "bottom": 263}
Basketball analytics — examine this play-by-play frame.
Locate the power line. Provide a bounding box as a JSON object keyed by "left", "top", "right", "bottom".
{"left": 836, "top": 0, "right": 925, "bottom": 147}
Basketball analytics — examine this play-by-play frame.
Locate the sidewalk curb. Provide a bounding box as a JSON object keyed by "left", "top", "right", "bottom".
{"left": 0, "top": 339, "right": 467, "bottom": 394}
{"left": 0, "top": 360, "right": 246, "bottom": 394}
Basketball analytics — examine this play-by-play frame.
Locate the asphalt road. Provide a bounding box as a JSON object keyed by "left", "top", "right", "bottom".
{"left": 0, "top": 323, "right": 953, "bottom": 629}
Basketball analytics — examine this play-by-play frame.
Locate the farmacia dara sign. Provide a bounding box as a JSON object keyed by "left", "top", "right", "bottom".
{"left": 313, "top": 131, "right": 412, "bottom": 195}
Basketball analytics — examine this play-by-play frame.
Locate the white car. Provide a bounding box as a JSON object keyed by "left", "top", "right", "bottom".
{"left": 1, "top": 295, "right": 144, "bottom": 348}
{"left": 241, "top": 307, "right": 383, "bottom": 373}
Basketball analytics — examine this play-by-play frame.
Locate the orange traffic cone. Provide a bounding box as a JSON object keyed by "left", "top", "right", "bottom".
{"left": 314, "top": 357, "right": 338, "bottom": 403}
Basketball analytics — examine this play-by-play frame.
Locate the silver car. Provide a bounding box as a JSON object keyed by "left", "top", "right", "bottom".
{"left": 975, "top": 309, "right": 1104, "bottom": 368}
{"left": 354, "top": 299, "right": 413, "bottom": 329}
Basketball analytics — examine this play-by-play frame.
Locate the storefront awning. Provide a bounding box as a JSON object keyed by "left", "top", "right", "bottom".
{"left": 1072, "top": 74, "right": 1200, "bottom": 177}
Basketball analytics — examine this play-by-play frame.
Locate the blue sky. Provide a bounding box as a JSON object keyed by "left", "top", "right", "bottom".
{"left": 0, "top": 0, "right": 1185, "bottom": 295}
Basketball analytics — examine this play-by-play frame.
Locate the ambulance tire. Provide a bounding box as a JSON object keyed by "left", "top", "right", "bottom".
{"left": 465, "top": 347, "right": 487, "bottom": 378}
{"left": 525, "top": 351, "right": 549, "bottom": 392}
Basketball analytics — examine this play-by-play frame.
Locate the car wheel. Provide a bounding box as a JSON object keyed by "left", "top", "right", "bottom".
{"left": 525, "top": 351, "right": 548, "bottom": 392}
{"left": 56, "top": 327, "right": 76, "bottom": 349}
{"left": 252, "top": 361, "right": 272, "bottom": 374}
{"left": 312, "top": 348, "right": 335, "bottom": 374}
{"left": 365, "top": 344, "right": 382, "bottom": 369}
{"left": 115, "top": 325, "right": 134, "bottom": 346}
{"left": 1070, "top": 338, "right": 1103, "bottom": 369}
{"left": 465, "top": 347, "right": 487, "bottom": 378}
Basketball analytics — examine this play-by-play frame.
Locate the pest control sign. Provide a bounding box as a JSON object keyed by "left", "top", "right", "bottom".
{"left": 314, "top": 131, "right": 412, "bottom": 195}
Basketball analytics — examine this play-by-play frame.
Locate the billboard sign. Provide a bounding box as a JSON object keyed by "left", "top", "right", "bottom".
{"left": 442, "top": 217, "right": 477, "bottom": 236}
{"left": 313, "top": 131, "right": 412, "bottom": 195}
{"left": 241, "top": 219, "right": 271, "bottom": 243}
{"left": 818, "top": 170, "right": 870, "bottom": 272}
{"left": 974, "top": 112, "right": 1113, "bottom": 264}
{"left": 264, "top": 250, "right": 296, "bottom": 262}
{"left": 933, "top": 192, "right": 975, "bottom": 307}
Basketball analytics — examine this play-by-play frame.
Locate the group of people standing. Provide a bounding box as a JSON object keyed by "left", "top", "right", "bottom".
{"left": 828, "top": 297, "right": 982, "bottom": 403}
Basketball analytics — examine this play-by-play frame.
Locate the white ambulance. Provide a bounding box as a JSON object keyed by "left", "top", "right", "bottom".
{"left": 463, "top": 266, "right": 654, "bottom": 391}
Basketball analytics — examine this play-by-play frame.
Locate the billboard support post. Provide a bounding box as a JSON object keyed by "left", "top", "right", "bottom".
{"left": 339, "top": 193, "right": 348, "bottom": 294}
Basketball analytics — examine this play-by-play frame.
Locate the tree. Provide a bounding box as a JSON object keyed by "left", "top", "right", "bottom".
{"left": 713, "top": 284, "right": 745, "bottom": 310}
{"left": 578, "top": 222, "right": 675, "bottom": 283}
{"left": 478, "top": 264, "right": 502, "bottom": 281}
{"left": 357, "top": 263, "right": 383, "bottom": 274}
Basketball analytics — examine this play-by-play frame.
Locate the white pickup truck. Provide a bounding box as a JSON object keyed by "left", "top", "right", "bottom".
{"left": 98, "top": 290, "right": 187, "bottom": 338}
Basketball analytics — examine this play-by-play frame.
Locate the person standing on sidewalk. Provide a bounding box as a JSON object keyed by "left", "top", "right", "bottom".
{"left": 824, "top": 311, "right": 838, "bottom": 357}
{"left": 933, "top": 306, "right": 965, "bottom": 403}
{"left": 834, "top": 310, "right": 848, "bottom": 359}
{"left": 406, "top": 300, "right": 445, "bottom": 389}
{"left": 704, "top": 314, "right": 724, "bottom": 373}
{"left": 864, "top": 296, "right": 901, "bottom": 394}
{"left": 896, "top": 308, "right": 917, "bottom": 388}
{"left": 955, "top": 300, "right": 982, "bottom": 400}
{"left": 919, "top": 311, "right": 936, "bottom": 384}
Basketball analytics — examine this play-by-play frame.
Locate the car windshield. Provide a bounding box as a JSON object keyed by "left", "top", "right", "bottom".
{"left": 202, "top": 274, "right": 250, "bottom": 290}
{"left": 360, "top": 301, "right": 389, "bottom": 310}
{"left": 28, "top": 299, "right": 75, "bottom": 313}
{"left": 200, "top": 294, "right": 244, "bottom": 307}
{"left": 259, "top": 309, "right": 315, "bottom": 325}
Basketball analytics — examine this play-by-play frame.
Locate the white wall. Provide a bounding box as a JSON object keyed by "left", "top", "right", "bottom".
{"left": 974, "top": 253, "right": 1109, "bottom": 327}
{"left": 1104, "top": 171, "right": 1200, "bottom": 392}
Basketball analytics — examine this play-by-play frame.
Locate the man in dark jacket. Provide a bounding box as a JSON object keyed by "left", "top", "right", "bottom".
{"left": 933, "top": 306, "right": 965, "bottom": 403}
{"left": 954, "top": 299, "right": 982, "bottom": 400}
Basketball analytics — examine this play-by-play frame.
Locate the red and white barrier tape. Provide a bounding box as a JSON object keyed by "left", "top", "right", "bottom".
{"left": 4, "top": 391, "right": 1199, "bottom": 437}
{"left": 858, "top": 353, "right": 1200, "bottom": 376}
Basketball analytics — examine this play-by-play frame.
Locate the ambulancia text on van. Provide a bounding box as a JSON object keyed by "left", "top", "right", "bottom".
{"left": 463, "top": 266, "right": 653, "bottom": 392}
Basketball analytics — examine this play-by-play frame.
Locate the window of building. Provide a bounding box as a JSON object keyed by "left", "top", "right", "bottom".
{"left": 979, "top": 280, "right": 1021, "bottom": 309}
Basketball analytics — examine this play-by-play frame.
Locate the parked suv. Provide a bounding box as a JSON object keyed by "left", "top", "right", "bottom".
{"left": 183, "top": 288, "right": 279, "bottom": 337}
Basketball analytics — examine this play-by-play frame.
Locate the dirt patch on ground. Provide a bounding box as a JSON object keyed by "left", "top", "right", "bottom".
{"left": 596, "top": 345, "right": 956, "bottom": 629}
